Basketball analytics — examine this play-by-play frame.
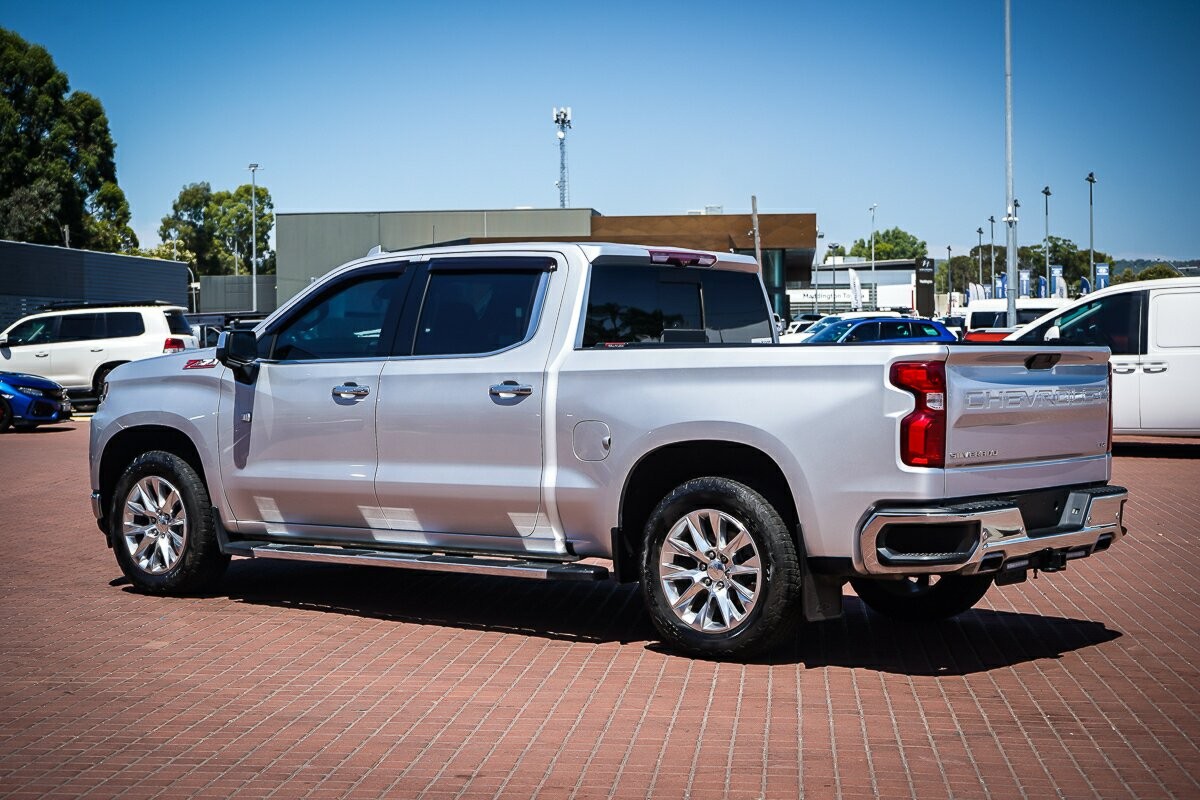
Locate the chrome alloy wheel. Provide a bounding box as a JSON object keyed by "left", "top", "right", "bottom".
{"left": 121, "top": 476, "right": 188, "bottom": 575}
{"left": 657, "top": 509, "right": 762, "bottom": 633}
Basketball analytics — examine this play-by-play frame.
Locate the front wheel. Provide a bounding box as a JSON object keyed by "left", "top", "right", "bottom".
{"left": 850, "top": 574, "right": 993, "bottom": 622}
{"left": 640, "top": 477, "right": 802, "bottom": 657}
{"left": 110, "top": 451, "right": 229, "bottom": 594}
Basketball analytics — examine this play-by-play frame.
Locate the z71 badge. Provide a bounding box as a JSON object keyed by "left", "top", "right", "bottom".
{"left": 182, "top": 358, "right": 219, "bottom": 370}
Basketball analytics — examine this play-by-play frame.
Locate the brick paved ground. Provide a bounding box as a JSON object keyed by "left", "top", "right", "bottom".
{"left": 0, "top": 423, "right": 1197, "bottom": 799}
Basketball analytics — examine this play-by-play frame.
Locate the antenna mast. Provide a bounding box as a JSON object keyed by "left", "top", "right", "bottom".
{"left": 553, "top": 106, "right": 572, "bottom": 208}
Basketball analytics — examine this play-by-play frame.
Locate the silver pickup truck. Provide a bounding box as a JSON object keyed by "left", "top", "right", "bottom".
{"left": 89, "top": 243, "right": 1127, "bottom": 657}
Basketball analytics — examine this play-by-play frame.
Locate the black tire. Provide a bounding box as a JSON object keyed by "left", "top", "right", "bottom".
{"left": 640, "top": 477, "right": 803, "bottom": 657}
{"left": 0, "top": 398, "right": 11, "bottom": 432}
{"left": 93, "top": 365, "right": 117, "bottom": 399}
{"left": 109, "top": 450, "right": 229, "bottom": 594}
{"left": 850, "top": 574, "right": 993, "bottom": 622}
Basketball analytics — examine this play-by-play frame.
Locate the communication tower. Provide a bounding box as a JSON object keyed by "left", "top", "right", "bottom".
{"left": 553, "top": 106, "right": 572, "bottom": 208}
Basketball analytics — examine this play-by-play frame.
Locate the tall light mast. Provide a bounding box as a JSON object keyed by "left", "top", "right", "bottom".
{"left": 553, "top": 106, "right": 572, "bottom": 208}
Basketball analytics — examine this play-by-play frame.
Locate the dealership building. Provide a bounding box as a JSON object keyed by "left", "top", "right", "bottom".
{"left": 275, "top": 208, "right": 820, "bottom": 319}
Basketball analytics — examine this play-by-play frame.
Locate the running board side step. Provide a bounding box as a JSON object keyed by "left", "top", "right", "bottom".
{"left": 246, "top": 543, "right": 609, "bottom": 582}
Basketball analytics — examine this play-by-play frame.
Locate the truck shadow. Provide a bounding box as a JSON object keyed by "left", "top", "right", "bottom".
{"left": 1113, "top": 441, "right": 1200, "bottom": 459}
{"left": 203, "top": 559, "right": 1121, "bottom": 676}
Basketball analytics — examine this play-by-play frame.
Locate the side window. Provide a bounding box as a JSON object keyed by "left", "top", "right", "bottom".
{"left": 105, "top": 312, "right": 146, "bottom": 338}
{"left": 918, "top": 323, "right": 942, "bottom": 337}
{"left": 880, "top": 321, "right": 911, "bottom": 339}
{"left": 412, "top": 270, "right": 544, "bottom": 356}
{"left": 5, "top": 317, "right": 57, "bottom": 345}
{"left": 58, "top": 313, "right": 104, "bottom": 342}
{"left": 845, "top": 322, "right": 879, "bottom": 342}
{"left": 582, "top": 264, "right": 773, "bottom": 346}
{"left": 1044, "top": 292, "right": 1144, "bottom": 355}
{"left": 270, "top": 273, "right": 404, "bottom": 361}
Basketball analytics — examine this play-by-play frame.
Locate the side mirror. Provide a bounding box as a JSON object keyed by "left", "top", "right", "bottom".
{"left": 1043, "top": 325, "right": 1061, "bottom": 342}
{"left": 216, "top": 329, "right": 259, "bottom": 383}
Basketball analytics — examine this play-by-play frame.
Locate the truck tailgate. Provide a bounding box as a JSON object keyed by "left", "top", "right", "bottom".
{"left": 942, "top": 346, "right": 1111, "bottom": 497}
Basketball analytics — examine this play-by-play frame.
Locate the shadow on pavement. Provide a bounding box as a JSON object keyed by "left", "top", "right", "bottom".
{"left": 5, "top": 424, "right": 76, "bottom": 434}
{"left": 165, "top": 559, "right": 1121, "bottom": 675}
{"left": 1114, "top": 441, "right": 1200, "bottom": 459}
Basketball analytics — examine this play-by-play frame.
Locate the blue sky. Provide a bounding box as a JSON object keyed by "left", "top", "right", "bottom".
{"left": 6, "top": 1, "right": 1199, "bottom": 260}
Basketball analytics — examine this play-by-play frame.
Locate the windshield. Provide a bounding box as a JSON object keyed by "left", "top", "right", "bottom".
{"left": 804, "top": 316, "right": 842, "bottom": 336}
{"left": 806, "top": 320, "right": 857, "bottom": 343}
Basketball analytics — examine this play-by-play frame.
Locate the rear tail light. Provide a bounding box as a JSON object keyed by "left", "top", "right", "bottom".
{"left": 163, "top": 337, "right": 187, "bottom": 354}
{"left": 891, "top": 360, "right": 946, "bottom": 468}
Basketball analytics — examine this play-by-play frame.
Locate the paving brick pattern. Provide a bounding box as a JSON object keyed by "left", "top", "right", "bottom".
{"left": 1, "top": 424, "right": 1197, "bottom": 799}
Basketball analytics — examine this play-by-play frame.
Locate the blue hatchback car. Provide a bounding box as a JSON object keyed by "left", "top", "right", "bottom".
{"left": 804, "top": 317, "right": 958, "bottom": 344}
{"left": 0, "top": 371, "right": 73, "bottom": 432}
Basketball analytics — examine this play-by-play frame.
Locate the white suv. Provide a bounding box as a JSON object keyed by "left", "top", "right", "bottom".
{"left": 0, "top": 302, "right": 198, "bottom": 397}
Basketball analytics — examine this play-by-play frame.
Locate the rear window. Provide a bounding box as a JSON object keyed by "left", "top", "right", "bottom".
{"left": 105, "top": 312, "right": 146, "bottom": 338}
{"left": 583, "top": 264, "right": 772, "bottom": 346}
{"left": 164, "top": 310, "right": 193, "bottom": 336}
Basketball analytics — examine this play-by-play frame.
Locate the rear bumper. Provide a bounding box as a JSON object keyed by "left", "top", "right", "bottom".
{"left": 855, "top": 485, "right": 1127, "bottom": 576}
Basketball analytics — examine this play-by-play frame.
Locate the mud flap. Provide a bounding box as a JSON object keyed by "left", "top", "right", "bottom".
{"left": 796, "top": 525, "right": 844, "bottom": 622}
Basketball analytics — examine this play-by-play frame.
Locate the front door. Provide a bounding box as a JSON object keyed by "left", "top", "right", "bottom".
{"left": 374, "top": 255, "right": 561, "bottom": 543}
{"left": 218, "top": 265, "right": 411, "bottom": 537}
{"left": 0, "top": 315, "right": 57, "bottom": 381}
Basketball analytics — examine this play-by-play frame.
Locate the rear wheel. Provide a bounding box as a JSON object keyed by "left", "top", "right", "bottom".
{"left": 0, "top": 398, "right": 12, "bottom": 432}
{"left": 93, "top": 365, "right": 117, "bottom": 399}
{"left": 640, "top": 477, "right": 802, "bottom": 657}
{"left": 850, "top": 574, "right": 993, "bottom": 622}
{"left": 110, "top": 451, "right": 229, "bottom": 594}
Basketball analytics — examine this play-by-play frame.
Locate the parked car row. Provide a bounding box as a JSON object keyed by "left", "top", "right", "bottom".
{"left": 0, "top": 301, "right": 197, "bottom": 401}
{"left": 0, "top": 370, "right": 72, "bottom": 432}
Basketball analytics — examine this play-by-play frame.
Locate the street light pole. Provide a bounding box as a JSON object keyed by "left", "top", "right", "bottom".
{"left": 812, "top": 229, "right": 824, "bottom": 315}
{"left": 248, "top": 162, "right": 261, "bottom": 313}
{"left": 988, "top": 215, "right": 996, "bottom": 289}
{"left": 1086, "top": 171, "right": 1096, "bottom": 289}
{"left": 976, "top": 227, "right": 984, "bottom": 288}
{"left": 1042, "top": 185, "right": 1051, "bottom": 298}
{"left": 946, "top": 245, "right": 953, "bottom": 316}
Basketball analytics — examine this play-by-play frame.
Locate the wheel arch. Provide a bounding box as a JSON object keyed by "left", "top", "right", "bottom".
{"left": 98, "top": 425, "right": 207, "bottom": 536}
{"left": 615, "top": 440, "right": 800, "bottom": 582}
{"left": 92, "top": 361, "right": 130, "bottom": 394}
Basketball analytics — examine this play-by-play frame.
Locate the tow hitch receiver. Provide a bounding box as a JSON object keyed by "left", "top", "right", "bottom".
{"left": 995, "top": 548, "right": 1069, "bottom": 586}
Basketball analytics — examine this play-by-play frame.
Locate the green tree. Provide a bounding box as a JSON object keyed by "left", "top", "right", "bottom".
{"left": 0, "top": 28, "right": 134, "bottom": 251}
{"left": 1134, "top": 264, "right": 1181, "bottom": 281}
{"left": 159, "top": 182, "right": 220, "bottom": 275}
{"left": 848, "top": 227, "right": 928, "bottom": 261}
{"left": 160, "top": 182, "right": 275, "bottom": 276}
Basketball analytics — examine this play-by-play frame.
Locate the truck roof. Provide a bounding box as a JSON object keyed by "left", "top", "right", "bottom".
{"left": 350, "top": 242, "right": 762, "bottom": 274}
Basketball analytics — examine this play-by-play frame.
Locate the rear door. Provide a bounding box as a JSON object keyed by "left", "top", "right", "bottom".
{"left": 374, "top": 254, "right": 561, "bottom": 540}
{"left": 48, "top": 312, "right": 106, "bottom": 389}
{"left": 1140, "top": 287, "right": 1200, "bottom": 433}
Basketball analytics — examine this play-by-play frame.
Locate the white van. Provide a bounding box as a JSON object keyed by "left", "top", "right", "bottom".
{"left": 1008, "top": 278, "right": 1200, "bottom": 437}
{"left": 964, "top": 298, "right": 1071, "bottom": 336}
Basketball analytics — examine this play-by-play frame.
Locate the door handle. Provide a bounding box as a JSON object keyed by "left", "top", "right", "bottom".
{"left": 1111, "top": 363, "right": 1137, "bottom": 375}
{"left": 90, "top": 348, "right": 104, "bottom": 352}
{"left": 35, "top": 352, "right": 49, "bottom": 358}
{"left": 1142, "top": 362, "right": 1168, "bottom": 374}
{"left": 490, "top": 382, "right": 533, "bottom": 398}
{"left": 332, "top": 383, "right": 370, "bottom": 398}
